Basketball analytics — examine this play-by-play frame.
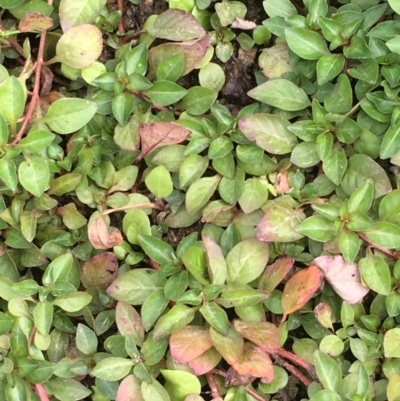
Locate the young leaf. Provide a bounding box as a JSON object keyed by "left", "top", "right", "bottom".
{"left": 285, "top": 28, "right": 330, "bottom": 60}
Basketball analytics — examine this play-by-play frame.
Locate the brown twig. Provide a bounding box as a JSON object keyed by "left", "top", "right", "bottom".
{"left": 206, "top": 372, "right": 221, "bottom": 399}
{"left": 271, "top": 354, "right": 312, "bottom": 387}
{"left": 244, "top": 386, "right": 268, "bottom": 401}
{"left": 117, "top": 0, "right": 125, "bottom": 36}
{"left": 358, "top": 232, "right": 400, "bottom": 260}
{"left": 10, "top": 0, "right": 53, "bottom": 144}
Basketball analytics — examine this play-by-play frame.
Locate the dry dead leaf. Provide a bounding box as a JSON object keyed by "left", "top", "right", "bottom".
{"left": 314, "top": 255, "right": 369, "bottom": 304}
{"left": 231, "top": 18, "right": 257, "bottom": 30}
{"left": 88, "top": 215, "right": 123, "bottom": 249}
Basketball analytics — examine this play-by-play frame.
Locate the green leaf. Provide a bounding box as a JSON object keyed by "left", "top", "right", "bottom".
{"left": 59, "top": 0, "right": 106, "bottom": 31}
{"left": 179, "top": 154, "right": 209, "bottom": 188}
{"left": 313, "top": 350, "right": 342, "bottom": 392}
{"left": 338, "top": 230, "right": 360, "bottom": 264}
{"left": 384, "top": 328, "right": 400, "bottom": 358}
{"left": 138, "top": 235, "right": 176, "bottom": 265}
{"left": 141, "top": 289, "right": 169, "bottom": 332}
{"left": 33, "top": 301, "right": 53, "bottom": 335}
{"left": 239, "top": 113, "right": 298, "bottom": 154}
{"left": 341, "top": 154, "right": 392, "bottom": 199}
{"left": 179, "top": 86, "right": 218, "bottom": 115}
{"left": 295, "top": 216, "right": 335, "bottom": 242}
{"left": 364, "top": 221, "right": 400, "bottom": 249}
{"left": 200, "top": 301, "right": 229, "bottom": 335}
{"left": 156, "top": 53, "right": 185, "bottom": 82}
{"left": 359, "top": 253, "right": 391, "bottom": 296}
{"left": 0, "top": 158, "right": 18, "bottom": 191}
{"left": 263, "top": 0, "right": 297, "bottom": 18}
{"left": 379, "top": 189, "right": 400, "bottom": 224}
{"left": 55, "top": 24, "right": 103, "bottom": 69}
{"left": 92, "top": 357, "right": 134, "bottom": 381}
{"left": 381, "top": 125, "right": 400, "bottom": 159}
{"left": 285, "top": 28, "right": 329, "bottom": 60}
{"left": 76, "top": 323, "right": 98, "bottom": 355}
{"left": 107, "top": 268, "right": 166, "bottom": 305}
{"left": 247, "top": 79, "right": 310, "bottom": 111}
{"left": 316, "top": 54, "right": 345, "bottom": 86}
{"left": 162, "top": 369, "right": 201, "bottom": 401}
{"left": 112, "top": 93, "right": 135, "bottom": 126}
{"left": 290, "top": 141, "right": 320, "bottom": 168}
{"left": 186, "top": 175, "right": 220, "bottom": 215}
{"left": 226, "top": 239, "right": 269, "bottom": 284}
{"left": 210, "top": 325, "right": 244, "bottom": 365}
{"left": 322, "top": 145, "right": 347, "bottom": 185}
{"left": 18, "top": 156, "right": 50, "bottom": 197}
{"left": 47, "top": 378, "right": 92, "bottom": 401}
{"left": 325, "top": 74, "right": 352, "bottom": 114}
{"left": 0, "top": 76, "right": 25, "bottom": 130}
{"left": 52, "top": 292, "right": 92, "bottom": 312}
{"left": 141, "top": 378, "right": 171, "bottom": 401}
{"left": 16, "top": 130, "right": 55, "bottom": 153}
{"left": 48, "top": 173, "right": 82, "bottom": 196}
{"left": 43, "top": 98, "right": 97, "bottom": 134}
{"left": 145, "top": 165, "right": 173, "bottom": 198}
{"left": 181, "top": 245, "right": 209, "bottom": 285}
{"left": 143, "top": 81, "right": 187, "bottom": 106}
{"left": 153, "top": 304, "right": 197, "bottom": 340}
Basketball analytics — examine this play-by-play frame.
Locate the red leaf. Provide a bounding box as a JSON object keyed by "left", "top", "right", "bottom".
{"left": 81, "top": 252, "right": 118, "bottom": 289}
{"left": 233, "top": 320, "right": 280, "bottom": 353}
{"left": 232, "top": 343, "right": 274, "bottom": 382}
{"left": 313, "top": 255, "right": 369, "bottom": 304}
{"left": 188, "top": 347, "right": 221, "bottom": 375}
{"left": 258, "top": 257, "right": 294, "bottom": 293}
{"left": 116, "top": 374, "right": 143, "bottom": 401}
{"left": 169, "top": 325, "right": 213, "bottom": 363}
{"left": 281, "top": 265, "right": 324, "bottom": 315}
{"left": 139, "top": 122, "right": 191, "bottom": 159}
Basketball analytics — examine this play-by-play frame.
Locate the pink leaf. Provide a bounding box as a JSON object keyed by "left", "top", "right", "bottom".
{"left": 139, "top": 122, "right": 191, "bottom": 159}
{"left": 313, "top": 255, "right": 369, "bottom": 304}
{"left": 116, "top": 374, "right": 143, "bottom": 401}
{"left": 188, "top": 347, "right": 221, "bottom": 375}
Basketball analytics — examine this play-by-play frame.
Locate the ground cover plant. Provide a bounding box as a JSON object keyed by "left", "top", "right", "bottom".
{"left": 2, "top": 0, "right": 400, "bottom": 400}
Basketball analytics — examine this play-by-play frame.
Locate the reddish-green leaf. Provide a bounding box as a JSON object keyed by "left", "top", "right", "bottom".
{"left": 233, "top": 319, "right": 280, "bottom": 352}
{"left": 281, "top": 265, "right": 324, "bottom": 315}
{"left": 209, "top": 325, "right": 244, "bottom": 365}
{"left": 169, "top": 325, "right": 213, "bottom": 363}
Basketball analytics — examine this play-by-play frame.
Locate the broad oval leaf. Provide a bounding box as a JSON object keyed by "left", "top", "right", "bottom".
{"left": 248, "top": 79, "right": 310, "bottom": 111}
{"left": 281, "top": 265, "right": 324, "bottom": 315}
{"left": 92, "top": 357, "right": 134, "bottom": 381}
{"left": 233, "top": 320, "right": 280, "bottom": 352}
{"left": 239, "top": 113, "right": 297, "bottom": 154}
{"left": 56, "top": 24, "right": 102, "bottom": 69}
{"left": 285, "top": 28, "right": 330, "bottom": 60}
{"left": 169, "top": 325, "right": 213, "bottom": 363}
{"left": 226, "top": 238, "right": 269, "bottom": 284}
{"left": 43, "top": 98, "right": 97, "bottom": 134}
{"left": 18, "top": 156, "right": 50, "bottom": 197}
{"left": 209, "top": 325, "right": 244, "bottom": 365}
{"left": 59, "top": 0, "right": 106, "bottom": 32}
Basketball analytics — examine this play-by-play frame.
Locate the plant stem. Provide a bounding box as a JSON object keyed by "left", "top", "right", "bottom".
{"left": 10, "top": 0, "right": 54, "bottom": 145}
